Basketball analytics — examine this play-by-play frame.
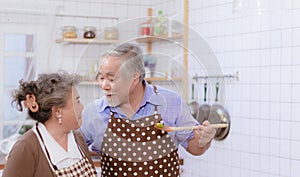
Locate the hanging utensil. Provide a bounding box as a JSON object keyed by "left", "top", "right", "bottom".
{"left": 192, "top": 82, "right": 195, "bottom": 100}
{"left": 188, "top": 82, "right": 198, "bottom": 118}
{"left": 209, "top": 82, "right": 231, "bottom": 140}
{"left": 196, "top": 82, "right": 211, "bottom": 124}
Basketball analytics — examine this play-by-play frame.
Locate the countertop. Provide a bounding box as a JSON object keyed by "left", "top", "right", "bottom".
{"left": 0, "top": 153, "right": 6, "bottom": 169}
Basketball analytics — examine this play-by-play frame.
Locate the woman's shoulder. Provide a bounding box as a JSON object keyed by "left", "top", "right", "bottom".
{"left": 13, "top": 129, "right": 39, "bottom": 150}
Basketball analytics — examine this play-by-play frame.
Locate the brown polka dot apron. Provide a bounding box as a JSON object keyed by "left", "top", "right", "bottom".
{"left": 100, "top": 88, "right": 180, "bottom": 177}
{"left": 36, "top": 125, "right": 98, "bottom": 177}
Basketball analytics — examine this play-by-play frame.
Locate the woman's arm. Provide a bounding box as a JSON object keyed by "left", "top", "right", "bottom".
{"left": 2, "top": 135, "right": 36, "bottom": 177}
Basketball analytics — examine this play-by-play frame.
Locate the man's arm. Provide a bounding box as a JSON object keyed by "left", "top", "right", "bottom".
{"left": 186, "top": 120, "right": 216, "bottom": 156}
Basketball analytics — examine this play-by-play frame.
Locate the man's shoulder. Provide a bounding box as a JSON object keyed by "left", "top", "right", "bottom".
{"left": 84, "top": 98, "right": 105, "bottom": 111}
{"left": 155, "top": 86, "right": 181, "bottom": 98}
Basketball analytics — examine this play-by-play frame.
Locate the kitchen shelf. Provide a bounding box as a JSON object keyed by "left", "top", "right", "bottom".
{"left": 145, "top": 77, "right": 182, "bottom": 82}
{"left": 135, "top": 7, "right": 188, "bottom": 101}
{"left": 79, "top": 77, "right": 182, "bottom": 86}
{"left": 56, "top": 13, "right": 119, "bottom": 20}
{"left": 135, "top": 34, "right": 183, "bottom": 43}
{"left": 55, "top": 38, "right": 120, "bottom": 44}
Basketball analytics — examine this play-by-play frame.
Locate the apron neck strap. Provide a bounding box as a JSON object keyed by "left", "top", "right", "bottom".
{"left": 35, "top": 123, "right": 58, "bottom": 170}
{"left": 110, "top": 85, "right": 159, "bottom": 116}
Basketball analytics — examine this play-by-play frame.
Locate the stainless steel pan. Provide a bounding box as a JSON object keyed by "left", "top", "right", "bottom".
{"left": 196, "top": 82, "right": 211, "bottom": 124}
{"left": 188, "top": 83, "right": 198, "bottom": 118}
{"left": 209, "top": 82, "right": 230, "bottom": 140}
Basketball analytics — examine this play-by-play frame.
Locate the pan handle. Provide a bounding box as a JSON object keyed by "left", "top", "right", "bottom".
{"left": 192, "top": 83, "right": 194, "bottom": 100}
{"left": 204, "top": 82, "right": 207, "bottom": 102}
{"left": 215, "top": 82, "right": 219, "bottom": 102}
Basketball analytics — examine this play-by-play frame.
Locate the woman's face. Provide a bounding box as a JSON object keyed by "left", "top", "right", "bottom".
{"left": 61, "top": 87, "right": 84, "bottom": 130}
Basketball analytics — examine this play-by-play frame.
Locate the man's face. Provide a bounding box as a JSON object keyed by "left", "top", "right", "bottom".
{"left": 97, "top": 56, "right": 134, "bottom": 107}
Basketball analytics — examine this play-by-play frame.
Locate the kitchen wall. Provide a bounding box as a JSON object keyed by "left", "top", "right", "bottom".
{"left": 1, "top": 0, "right": 300, "bottom": 177}
{"left": 179, "top": 0, "right": 300, "bottom": 177}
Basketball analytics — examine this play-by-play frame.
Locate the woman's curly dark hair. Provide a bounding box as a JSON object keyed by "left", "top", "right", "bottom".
{"left": 11, "top": 70, "right": 82, "bottom": 123}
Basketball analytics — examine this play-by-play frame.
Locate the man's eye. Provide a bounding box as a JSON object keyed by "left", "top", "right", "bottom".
{"left": 107, "top": 77, "right": 115, "bottom": 82}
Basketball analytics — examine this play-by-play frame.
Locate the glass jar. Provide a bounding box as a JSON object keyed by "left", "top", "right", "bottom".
{"left": 83, "top": 26, "right": 96, "bottom": 39}
{"left": 104, "top": 27, "right": 119, "bottom": 40}
{"left": 139, "top": 23, "right": 152, "bottom": 36}
{"left": 62, "top": 26, "right": 77, "bottom": 39}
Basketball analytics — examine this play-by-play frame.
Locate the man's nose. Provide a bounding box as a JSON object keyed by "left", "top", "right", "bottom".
{"left": 100, "top": 79, "right": 111, "bottom": 89}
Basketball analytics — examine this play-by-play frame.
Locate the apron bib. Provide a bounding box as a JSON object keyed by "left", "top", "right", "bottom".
{"left": 36, "top": 125, "right": 97, "bottom": 177}
{"left": 100, "top": 88, "right": 180, "bottom": 177}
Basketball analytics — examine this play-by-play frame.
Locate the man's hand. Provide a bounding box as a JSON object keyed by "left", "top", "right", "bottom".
{"left": 193, "top": 120, "right": 216, "bottom": 148}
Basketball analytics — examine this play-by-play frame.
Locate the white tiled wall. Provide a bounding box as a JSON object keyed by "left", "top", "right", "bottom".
{"left": 1, "top": 0, "right": 300, "bottom": 176}
{"left": 178, "top": 0, "right": 300, "bottom": 177}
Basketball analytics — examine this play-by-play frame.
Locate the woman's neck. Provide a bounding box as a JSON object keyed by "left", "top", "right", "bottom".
{"left": 44, "top": 121, "right": 69, "bottom": 151}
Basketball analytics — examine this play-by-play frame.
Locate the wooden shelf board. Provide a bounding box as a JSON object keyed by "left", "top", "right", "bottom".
{"left": 55, "top": 38, "right": 120, "bottom": 44}
{"left": 145, "top": 77, "right": 182, "bottom": 82}
{"left": 79, "top": 77, "right": 181, "bottom": 85}
{"left": 135, "top": 34, "right": 183, "bottom": 43}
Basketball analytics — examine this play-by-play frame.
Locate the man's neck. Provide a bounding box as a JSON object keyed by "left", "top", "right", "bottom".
{"left": 121, "top": 82, "right": 145, "bottom": 118}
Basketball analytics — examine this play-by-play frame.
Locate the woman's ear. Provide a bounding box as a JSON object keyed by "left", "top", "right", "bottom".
{"left": 52, "top": 106, "right": 62, "bottom": 118}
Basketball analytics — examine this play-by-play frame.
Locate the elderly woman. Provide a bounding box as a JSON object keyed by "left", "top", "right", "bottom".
{"left": 2, "top": 70, "right": 97, "bottom": 177}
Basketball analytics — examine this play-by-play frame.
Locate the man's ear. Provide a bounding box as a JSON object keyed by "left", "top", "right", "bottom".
{"left": 133, "top": 73, "right": 140, "bottom": 81}
{"left": 133, "top": 73, "right": 140, "bottom": 80}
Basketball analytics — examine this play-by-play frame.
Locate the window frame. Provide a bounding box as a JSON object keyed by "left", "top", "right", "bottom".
{"left": 0, "top": 25, "right": 39, "bottom": 139}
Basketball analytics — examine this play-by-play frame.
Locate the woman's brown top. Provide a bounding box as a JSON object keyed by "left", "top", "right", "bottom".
{"left": 2, "top": 129, "right": 95, "bottom": 177}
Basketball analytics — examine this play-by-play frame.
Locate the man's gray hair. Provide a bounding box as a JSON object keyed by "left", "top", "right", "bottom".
{"left": 104, "top": 43, "right": 145, "bottom": 81}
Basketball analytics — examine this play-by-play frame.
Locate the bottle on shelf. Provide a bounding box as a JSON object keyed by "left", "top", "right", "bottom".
{"left": 138, "top": 9, "right": 153, "bottom": 36}
{"left": 139, "top": 20, "right": 153, "bottom": 36}
{"left": 153, "top": 10, "right": 168, "bottom": 36}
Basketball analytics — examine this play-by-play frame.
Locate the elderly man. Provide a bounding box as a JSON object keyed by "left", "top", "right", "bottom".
{"left": 80, "top": 42, "right": 216, "bottom": 177}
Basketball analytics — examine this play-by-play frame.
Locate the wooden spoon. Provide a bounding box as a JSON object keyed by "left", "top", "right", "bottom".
{"left": 154, "top": 123, "right": 228, "bottom": 132}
